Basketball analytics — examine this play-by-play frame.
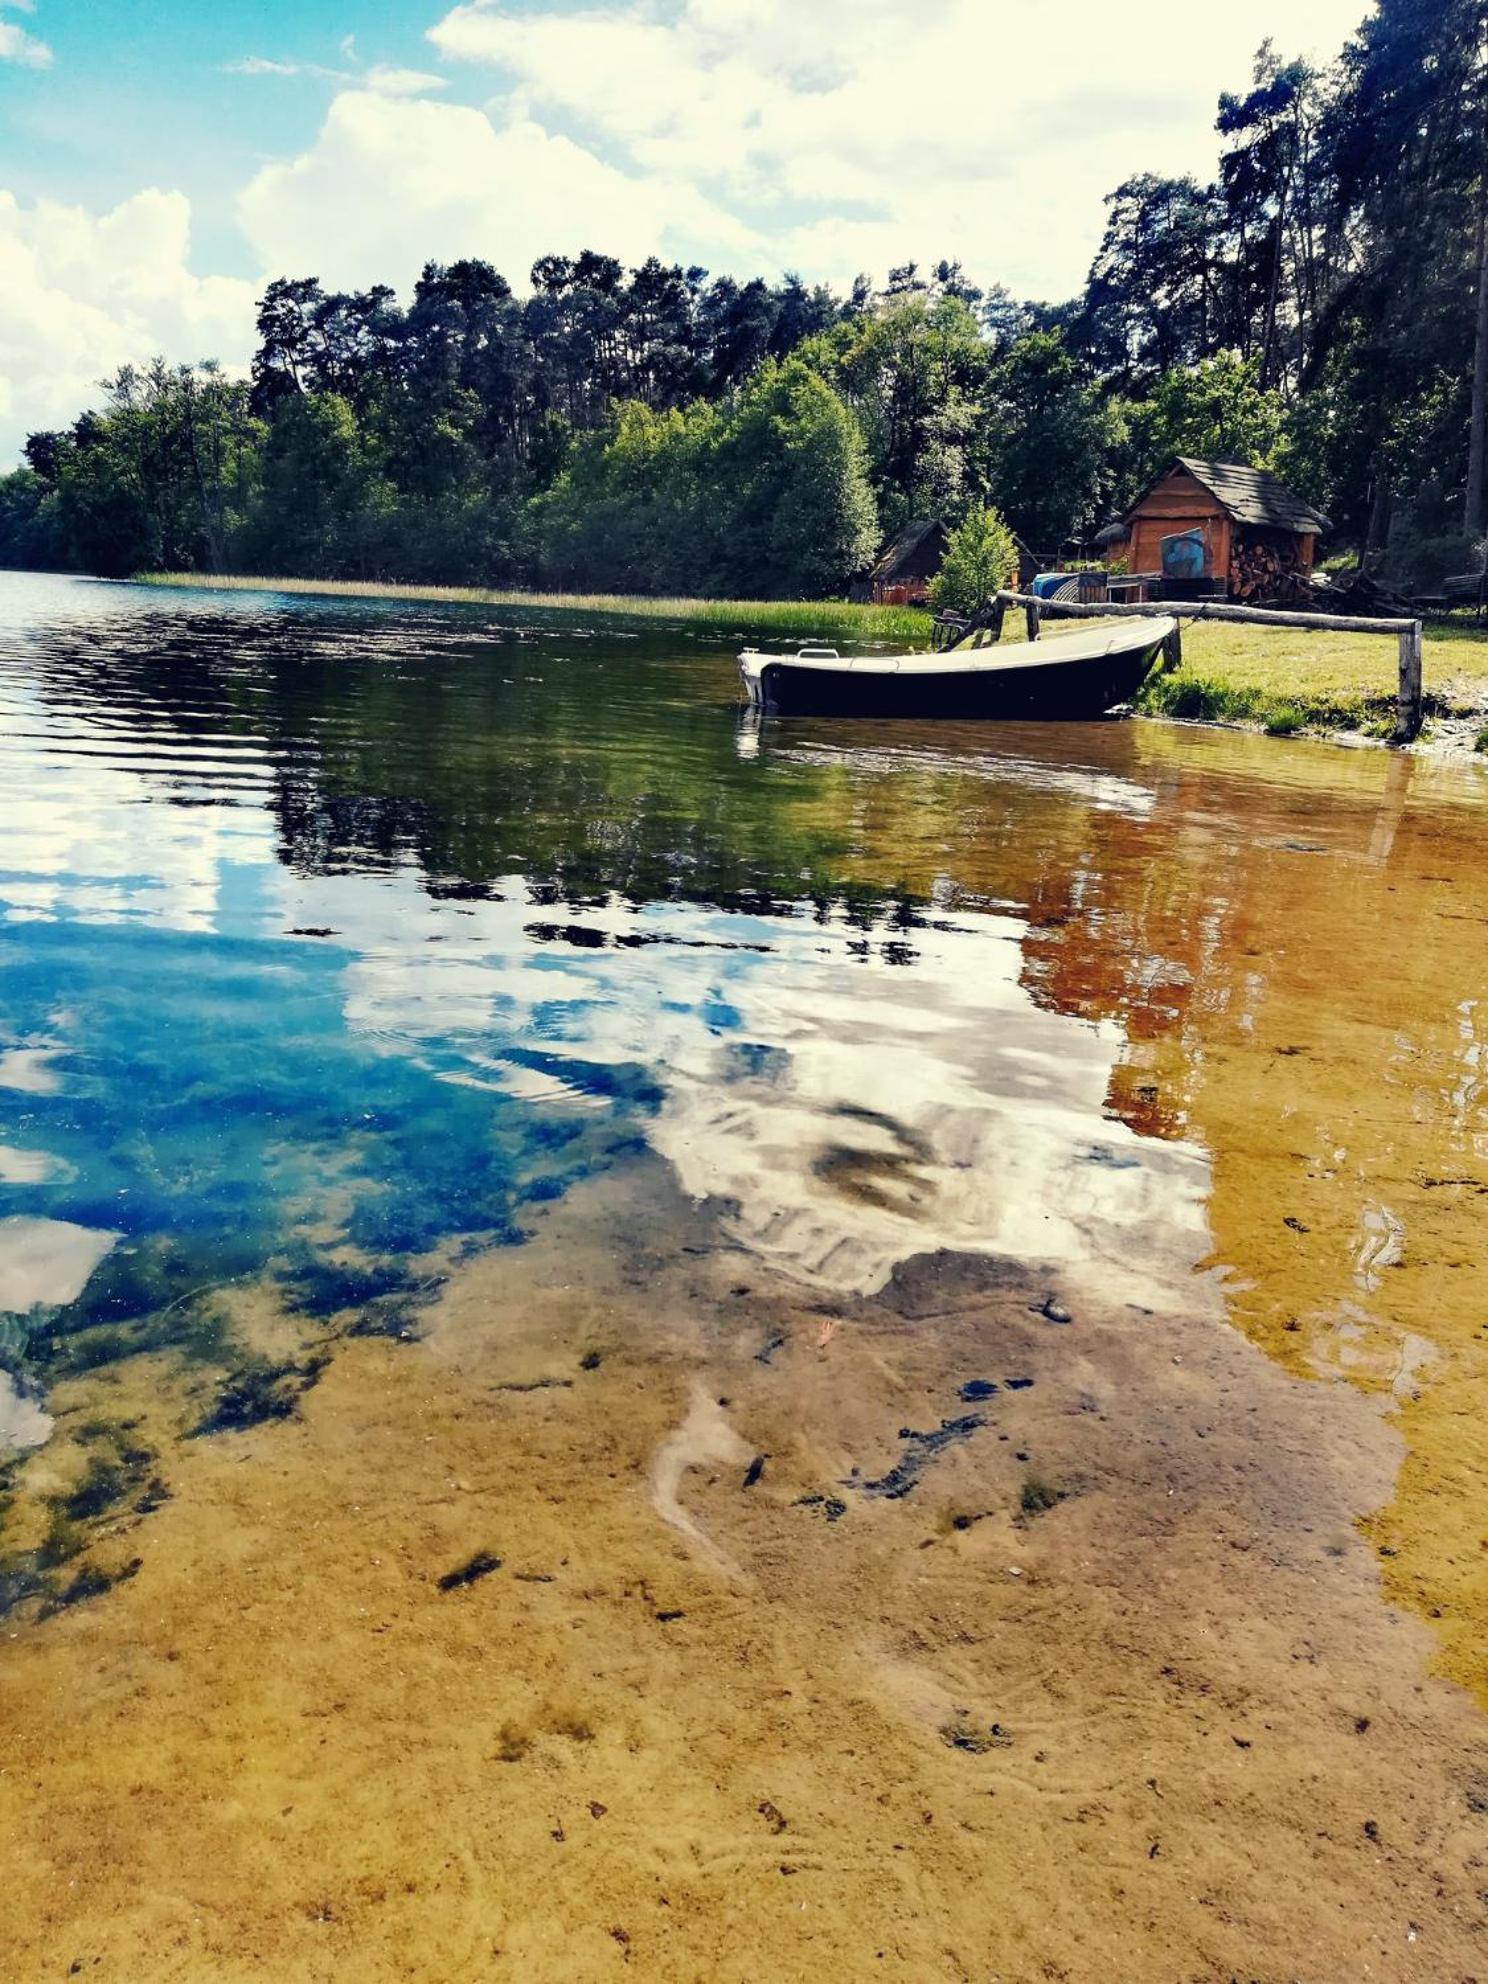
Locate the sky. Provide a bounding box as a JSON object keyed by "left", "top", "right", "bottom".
{"left": 1, "top": 0, "right": 1374, "bottom": 465}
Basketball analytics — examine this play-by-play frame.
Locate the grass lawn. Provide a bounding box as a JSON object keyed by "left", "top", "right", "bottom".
{"left": 1136, "top": 617, "right": 1488, "bottom": 736}
{"left": 137, "top": 572, "right": 1488, "bottom": 741}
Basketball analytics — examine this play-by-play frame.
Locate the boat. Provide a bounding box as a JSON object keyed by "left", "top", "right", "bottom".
{"left": 738, "top": 616, "right": 1177, "bottom": 720}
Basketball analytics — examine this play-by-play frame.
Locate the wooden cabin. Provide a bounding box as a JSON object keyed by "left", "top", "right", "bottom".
{"left": 851, "top": 519, "right": 948, "bottom": 605}
{"left": 1117, "top": 458, "right": 1329, "bottom": 602}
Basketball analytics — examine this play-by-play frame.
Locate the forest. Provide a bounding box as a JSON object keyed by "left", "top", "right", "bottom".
{"left": 2, "top": 0, "right": 1484, "bottom": 598}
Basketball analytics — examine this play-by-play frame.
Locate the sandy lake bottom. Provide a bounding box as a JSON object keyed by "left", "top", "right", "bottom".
{"left": 2, "top": 573, "right": 1488, "bottom": 1980}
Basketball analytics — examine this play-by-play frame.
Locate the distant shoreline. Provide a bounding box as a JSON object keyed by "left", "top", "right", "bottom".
{"left": 133, "top": 571, "right": 930, "bottom": 643}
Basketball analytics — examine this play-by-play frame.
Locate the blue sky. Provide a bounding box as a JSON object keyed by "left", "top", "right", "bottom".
{"left": 4, "top": 1, "right": 460, "bottom": 271}
{"left": 1, "top": 0, "right": 1374, "bottom": 464}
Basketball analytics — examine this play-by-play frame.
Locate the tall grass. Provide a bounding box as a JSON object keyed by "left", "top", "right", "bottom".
{"left": 135, "top": 572, "right": 932, "bottom": 643}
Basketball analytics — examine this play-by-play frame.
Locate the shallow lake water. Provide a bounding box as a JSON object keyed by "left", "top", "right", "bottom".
{"left": 3, "top": 571, "right": 1488, "bottom": 1979}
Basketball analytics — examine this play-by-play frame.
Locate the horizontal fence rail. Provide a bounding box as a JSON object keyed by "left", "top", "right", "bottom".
{"left": 985, "top": 590, "right": 1425, "bottom": 745}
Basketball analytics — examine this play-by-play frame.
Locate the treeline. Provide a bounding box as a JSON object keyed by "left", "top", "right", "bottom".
{"left": 4, "top": 0, "right": 1486, "bottom": 595}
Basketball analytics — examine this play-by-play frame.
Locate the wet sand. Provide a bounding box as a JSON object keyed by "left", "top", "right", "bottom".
{"left": 5, "top": 1161, "right": 1487, "bottom": 1982}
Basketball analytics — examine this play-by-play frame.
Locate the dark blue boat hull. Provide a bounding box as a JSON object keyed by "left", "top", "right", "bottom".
{"left": 755, "top": 639, "right": 1164, "bottom": 720}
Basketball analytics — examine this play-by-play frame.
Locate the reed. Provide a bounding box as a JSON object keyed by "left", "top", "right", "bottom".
{"left": 134, "top": 572, "right": 931, "bottom": 643}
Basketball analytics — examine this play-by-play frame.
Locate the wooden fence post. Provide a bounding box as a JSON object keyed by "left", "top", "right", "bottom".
{"left": 1025, "top": 598, "right": 1041, "bottom": 641}
{"left": 1162, "top": 624, "right": 1183, "bottom": 673}
{"left": 1392, "top": 621, "right": 1424, "bottom": 745}
{"left": 990, "top": 598, "right": 1007, "bottom": 642}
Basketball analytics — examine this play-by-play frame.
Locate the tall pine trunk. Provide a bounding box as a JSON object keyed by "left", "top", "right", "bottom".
{"left": 1468, "top": 119, "right": 1488, "bottom": 538}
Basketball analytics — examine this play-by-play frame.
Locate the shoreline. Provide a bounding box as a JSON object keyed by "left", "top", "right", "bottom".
{"left": 131, "top": 569, "right": 1488, "bottom": 754}
{"left": 131, "top": 570, "right": 932, "bottom": 643}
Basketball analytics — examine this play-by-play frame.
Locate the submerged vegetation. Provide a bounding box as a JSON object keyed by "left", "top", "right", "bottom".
{"left": 5, "top": 0, "right": 1488, "bottom": 604}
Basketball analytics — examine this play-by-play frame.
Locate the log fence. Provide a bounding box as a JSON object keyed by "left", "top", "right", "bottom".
{"left": 980, "top": 590, "right": 1426, "bottom": 745}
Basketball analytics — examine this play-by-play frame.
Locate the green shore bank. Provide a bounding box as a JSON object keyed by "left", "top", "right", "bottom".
{"left": 136, "top": 571, "right": 1488, "bottom": 744}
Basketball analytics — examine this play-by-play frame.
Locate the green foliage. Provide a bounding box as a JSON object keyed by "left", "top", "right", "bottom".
{"left": 10, "top": 6, "right": 1488, "bottom": 597}
{"left": 0, "top": 468, "right": 63, "bottom": 569}
{"left": 1262, "top": 705, "right": 1306, "bottom": 735}
{"left": 1125, "top": 353, "right": 1285, "bottom": 493}
{"left": 928, "top": 503, "right": 1019, "bottom": 614}
{"left": 801, "top": 292, "right": 989, "bottom": 528}
{"left": 536, "top": 359, "right": 877, "bottom": 597}
{"left": 978, "top": 333, "right": 1122, "bottom": 546}
{"left": 245, "top": 393, "right": 395, "bottom": 578}
{"left": 23, "top": 362, "right": 262, "bottom": 578}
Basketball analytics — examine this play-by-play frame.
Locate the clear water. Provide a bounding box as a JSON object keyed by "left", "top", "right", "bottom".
{"left": 4, "top": 571, "right": 1488, "bottom": 1653}
{"left": 0, "top": 576, "right": 1202, "bottom": 1390}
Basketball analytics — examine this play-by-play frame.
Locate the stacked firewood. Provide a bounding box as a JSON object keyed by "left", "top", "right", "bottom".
{"left": 1229, "top": 534, "right": 1312, "bottom": 605}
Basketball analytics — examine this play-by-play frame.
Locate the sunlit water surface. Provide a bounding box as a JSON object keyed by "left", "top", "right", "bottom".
{"left": 3, "top": 571, "right": 1487, "bottom": 1683}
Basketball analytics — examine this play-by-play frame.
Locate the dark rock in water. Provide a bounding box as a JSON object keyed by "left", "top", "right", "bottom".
{"left": 578, "top": 1349, "right": 602, "bottom": 1371}
{"left": 438, "top": 1550, "right": 502, "bottom": 1592}
{"left": 876, "top": 1250, "right": 1028, "bottom": 1320}
{"left": 1019, "top": 1474, "right": 1061, "bottom": 1516}
{"left": 1076, "top": 1145, "right": 1140, "bottom": 1171}
{"left": 191, "top": 1355, "right": 327, "bottom": 1436}
{"left": 743, "top": 1454, "right": 765, "bottom": 1489}
{"left": 792, "top": 1494, "right": 847, "bottom": 1523}
{"left": 959, "top": 1379, "right": 999, "bottom": 1402}
{"left": 55, "top": 1451, "right": 147, "bottom": 1522}
{"left": 346, "top": 1296, "right": 433, "bottom": 1343}
{"left": 940, "top": 1712, "right": 1009, "bottom": 1754}
{"left": 1005, "top": 1377, "right": 1035, "bottom": 1391}
{"left": 1038, "top": 1298, "right": 1073, "bottom": 1325}
{"left": 281, "top": 1254, "right": 434, "bottom": 1321}
{"left": 42, "top": 1555, "right": 142, "bottom": 1617}
{"left": 655, "top": 1608, "right": 686, "bottom": 1622}
{"left": 854, "top": 1415, "right": 985, "bottom": 1500}
{"left": 493, "top": 1376, "right": 573, "bottom": 1393}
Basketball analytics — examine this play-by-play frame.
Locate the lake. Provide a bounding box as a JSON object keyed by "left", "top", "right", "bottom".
{"left": 3, "top": 570, "right": 1487, "bottom": 1979}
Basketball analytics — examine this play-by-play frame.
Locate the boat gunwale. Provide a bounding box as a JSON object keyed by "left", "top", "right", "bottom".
{"left": 738, "top": 616, "right": 1176, "bottom": 680}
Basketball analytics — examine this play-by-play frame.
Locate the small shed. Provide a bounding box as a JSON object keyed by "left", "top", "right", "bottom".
{"left": 1118, "top": 458, "right": 1329, "bottom": 602}
{"left": 852, "top": 518, "right": 948, "bottom": 605}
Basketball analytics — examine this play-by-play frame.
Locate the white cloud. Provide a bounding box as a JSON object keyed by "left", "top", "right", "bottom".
{"left": 428, "top": 0, "right": 1371, "bottom": 298}
{"left": 363, "top": 64, "right": 448, "bottom": 97}
{"left": 3, "top": 0, "right": 1375, "bottom": 463}
{"left": 237, "top": 89, "right": 749, "bottom": 295}
{"left": 0, "top": 15, "right": 50, "bottom": 66}
{"left": 225, "top": 56, "right": 316, "bottom": 78}
{"left": 225, "top": 51, "right": 447, "bottom": 95}
{"left": 0, "top": 189, "right": 257, "bottom": 460}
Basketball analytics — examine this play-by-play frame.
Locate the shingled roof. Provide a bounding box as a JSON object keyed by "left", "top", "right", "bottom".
{"left": 1166, "top": 458, "right": 1330, "bottom": 534}
{"left": 868, "top": 517, "right": 947, "bottom": 580}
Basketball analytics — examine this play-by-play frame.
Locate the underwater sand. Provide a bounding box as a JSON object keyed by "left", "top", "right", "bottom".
{"left": 3, "top": 574, "right": 1488, "bottom": 1979}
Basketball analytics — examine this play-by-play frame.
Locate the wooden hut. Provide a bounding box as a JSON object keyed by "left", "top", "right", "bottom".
{"left": 1118, "top": 458, "right": 1329, "bottom": 602}
{"left": 851, "top": 519, "right": 948, "bottom": 605}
